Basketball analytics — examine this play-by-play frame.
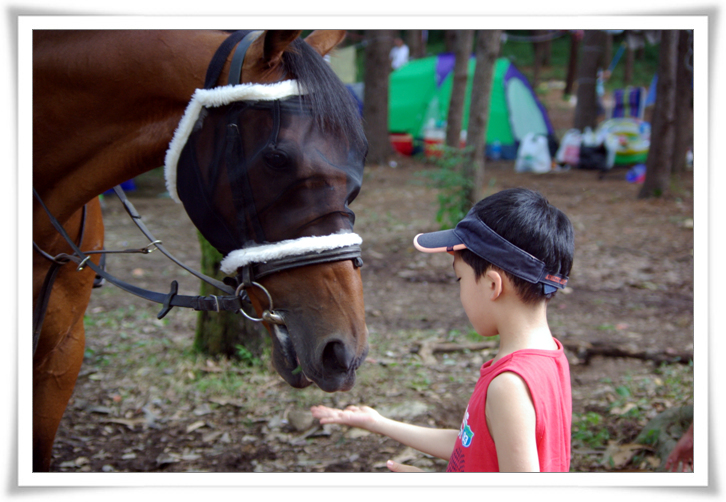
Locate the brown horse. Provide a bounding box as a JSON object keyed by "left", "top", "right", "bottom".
{"left": 32, "top": 30, "right": 369, "bottom": 471}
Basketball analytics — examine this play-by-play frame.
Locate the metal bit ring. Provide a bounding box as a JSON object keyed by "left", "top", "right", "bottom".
{"left": 235, "top": 281, "right": 284, "bottom": 324}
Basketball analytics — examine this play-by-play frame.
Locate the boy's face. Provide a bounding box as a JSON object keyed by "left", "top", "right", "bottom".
{"left": 453, "top": 254, "right": 497, "bottom": 338}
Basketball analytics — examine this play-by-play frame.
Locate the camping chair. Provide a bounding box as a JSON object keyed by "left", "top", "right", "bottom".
{"left": 610, "top": 86, "right": 646, "bottom": 120}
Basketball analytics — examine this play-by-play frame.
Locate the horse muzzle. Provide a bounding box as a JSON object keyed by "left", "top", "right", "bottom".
{"left": 267, "top": 310, "right": 368, "bottom": 392}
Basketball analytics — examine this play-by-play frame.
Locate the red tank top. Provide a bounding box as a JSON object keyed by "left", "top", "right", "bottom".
{"left": 446, "top": 338, "right": 572, "bottom": 472}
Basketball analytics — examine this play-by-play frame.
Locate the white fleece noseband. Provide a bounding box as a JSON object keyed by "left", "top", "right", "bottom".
{"left": 220, "top": 232, "right": 362, "bottom": 275}
{"left": 164, "top": 79, "right": 307, "bottom": 203}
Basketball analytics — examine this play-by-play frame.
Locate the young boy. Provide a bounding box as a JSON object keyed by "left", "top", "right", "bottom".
{"left": 311, "top": 188, "right": 575, "bottom": 472}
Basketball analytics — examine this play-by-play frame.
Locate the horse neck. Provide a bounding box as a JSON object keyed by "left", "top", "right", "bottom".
{"left": 33, "top": 30, "right": 230, "bottom": 223}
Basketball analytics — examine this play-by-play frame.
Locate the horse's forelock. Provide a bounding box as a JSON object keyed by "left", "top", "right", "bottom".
{"left": 282, "top": 39, "right": 365, "bottom": 148}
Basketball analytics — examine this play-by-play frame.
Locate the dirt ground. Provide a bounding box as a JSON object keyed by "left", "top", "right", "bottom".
{"left": 49, "top": 88, "right": 695, "bottom": 474}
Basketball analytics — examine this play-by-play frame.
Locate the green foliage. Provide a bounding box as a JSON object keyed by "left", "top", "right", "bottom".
{"left": 499, "top": 31, "right": 659, "bottom": 90}
{"left": 572, "top": 411, "right": 611, "bottom": 448}
{"left": 409, "top": 369, "right": 432, "bottom": 392}
{"left": 417, "top": 145, "right": 475, "bottom": 230}
{"left": 235, "top": 344, "right": 263, "bottom": 367}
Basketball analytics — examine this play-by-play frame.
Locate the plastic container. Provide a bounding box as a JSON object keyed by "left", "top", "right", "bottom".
{"left": 490, "top": 140, "right": 502, "bottom": 160}
{"left": 423, "top": 128, "right": 445, "bottom": 158}
{"left": 389, "top": 133, "right": 413, "bottom": 156}
{"left": 626, "top": 164, "right": 646, "bottom": 183}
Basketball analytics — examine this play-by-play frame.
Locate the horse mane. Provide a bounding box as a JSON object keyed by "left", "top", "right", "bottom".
{"left": 282, "top": 39, "right": 367, "bottom": 150}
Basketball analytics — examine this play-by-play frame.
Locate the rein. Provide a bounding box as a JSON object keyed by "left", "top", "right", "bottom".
{"left": 32, "top": 186, "right": 245, "bottom": 354}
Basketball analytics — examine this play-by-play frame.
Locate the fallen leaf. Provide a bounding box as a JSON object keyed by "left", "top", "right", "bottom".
{"left": 186, "top": 420, "right": 206, "bottom": 433}
{"left": 104, "top": 418, "right": 146, "bottom": 430}
{"left": 602, "top": 442, "right": 651, "bottom": 469}
{"left": 610, "top": 402, "right": 638, "bottom": 415}
{"left": 202, "top": 431, "right": 223, "bottom": 443}
{"left": 156, "top": 452, "right": 180, "bottom": 466}
{"left": 345, "top": 428, "right": 371, "bottom": 439}
{"left": 193, "top": 403, "right": 212, "bottom": 416}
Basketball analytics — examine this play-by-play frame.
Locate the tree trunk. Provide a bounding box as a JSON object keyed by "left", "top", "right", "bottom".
{"left": 446, "top": 30, "right": 474, "bottom": 148}
{"left": 444, "top": 30, "right": 457, "bottom": 53}
{"left": 639, "top": 30, "right": 678, "bottom": 199}
{"left": 465, "top": 30, "right": 501, "bottom": 206}
{"left": 363, "top": 30, "right": 394, "bottom": 165}
{"left": 532, "top": 30, "right": 546, "bottom": 89}
{"left": 672, "top": 30, "right": 693, "bottom": 176}
{"left": 542, "top": 31, "right": 552, "bottom": 66}
{"left": 604, "top": 32, "right": 613, "bottom": 72}
{"left": 406, "top": 30, "right": 425, "bottom": 59}
{"left": 624, "top": 45, "right": 634, "bottom": 84}
{"left": 195, "top": 234, "right": 268, "bottom": 359}
{"left": 564, "top": 31, "right": 580, "bottom": 97}
{"left": 573, "top": 30, "right": 607, "bottom": 131}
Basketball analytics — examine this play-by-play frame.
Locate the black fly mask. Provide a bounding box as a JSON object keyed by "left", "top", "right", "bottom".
{"left": 164, "top": 32, "right": 367, "bottom": 282}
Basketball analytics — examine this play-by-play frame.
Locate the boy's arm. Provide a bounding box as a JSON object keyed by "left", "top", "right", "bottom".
{"left": 486, "top": 372, "right": 540, "bottom": 472}
{"left": 311, "top": 405, "right": 459, "bottom": 460}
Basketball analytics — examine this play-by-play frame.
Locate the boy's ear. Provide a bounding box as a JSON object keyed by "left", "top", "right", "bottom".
{"left": 484, "top": 269, "right": 503, "bottom": 300}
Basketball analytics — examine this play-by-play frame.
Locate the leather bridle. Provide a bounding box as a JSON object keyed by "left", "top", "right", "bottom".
{"left": 32, "top": 183, "right": 363, "bottom": 354}
{"left": 32, "top": 30, "right": 364, "bottom": 355}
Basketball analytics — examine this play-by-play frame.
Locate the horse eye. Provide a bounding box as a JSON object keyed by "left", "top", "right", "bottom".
{"left": 263, "top": 148, "right": 290, "bottom": 170}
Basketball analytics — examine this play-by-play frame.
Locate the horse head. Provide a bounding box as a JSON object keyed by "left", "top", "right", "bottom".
{"left": 165, "top": 30, "right": 369, "bottom": 392}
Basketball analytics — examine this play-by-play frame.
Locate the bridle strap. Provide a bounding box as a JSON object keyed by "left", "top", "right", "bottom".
{"left": 244, "top": 245, "right": 363, "bottom": 284}
{"left": 203, "top": 30, "right": 251, "bottom": 89}
{"left": 110, "top": 185, "right": 233, "bottom": 294}
{"left": 32, "top": 186, "right": 364, "bottom": 327}
{"left": 228, "top": 31, "right": 263, "bottom": 86}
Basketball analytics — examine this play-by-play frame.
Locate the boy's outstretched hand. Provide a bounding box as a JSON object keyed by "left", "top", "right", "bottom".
{"left": 310, "top": 404, "right": 382, "bottom": 431}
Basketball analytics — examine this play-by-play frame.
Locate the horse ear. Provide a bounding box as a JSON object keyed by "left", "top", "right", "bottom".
{"left": 260, "top": 30, "right": 303, "bottom": 67}
{"left": 304, "top": 30, "right": 346, "bottom": 57}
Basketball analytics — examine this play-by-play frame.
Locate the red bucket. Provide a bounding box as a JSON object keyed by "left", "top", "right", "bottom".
{"left": 390, "top": 133, "right": 413, "bottom": 156}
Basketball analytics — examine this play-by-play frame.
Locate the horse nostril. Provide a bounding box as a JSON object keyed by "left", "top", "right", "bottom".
{"left": 322, "top": 340, "right": 354, "bottom": 371}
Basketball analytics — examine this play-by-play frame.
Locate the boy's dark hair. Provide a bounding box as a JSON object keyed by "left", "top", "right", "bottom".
{"left": 458, "top": 188, "right": 574, "bottom": 305}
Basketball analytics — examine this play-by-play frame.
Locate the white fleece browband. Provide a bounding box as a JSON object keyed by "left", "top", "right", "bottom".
{"left": 164, "top": 80, "right": 307, "bottom": 203}
{"left": 219, "top": 232, "right": 362, "bottom": 275}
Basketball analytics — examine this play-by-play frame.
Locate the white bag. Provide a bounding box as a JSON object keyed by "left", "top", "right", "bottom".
{"left": 555, "top": 129, "right": 582, "bottom": 166}
{"left": 515, "top": 133, "right": 551, "bottom": 174}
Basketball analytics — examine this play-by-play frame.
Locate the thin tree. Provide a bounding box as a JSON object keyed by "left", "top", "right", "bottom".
{"left": 672, "top": 30, "right": 693, "bottom": 176}
{"left": 639, "top": 30, "right": 678, "bottom": 199}
{"left": 542, "top": 30, "right": 552, "bottom": 66}
{"left": 532, "top": 30, "right": 547, "bottom": 89}
{"left": 624, "top": 30, "right": 634, "bottom": 84}
{"left": 564, "top": 31, "right": 581, "bottom": 98}
{"left": 363, "top": 30, "right": 395, "bottom": 165}
{"left": 444, "top": 30, "right": 457, "bottom": 53}
{"left": 464, "top": 30, "right": 501, "bottom": 206}
{"left": 573, "top": 30, "right": 607, "bottom": 131}
{"left": 446, "top": 30, "right": 474, "bottom": 148}
{"left": 604, "top": 32, "right": 613, "bottom": 74}
{"left": 195, "top": 234, "right": 268, "bottom": 359}
{"left": 406, "top": 30, "right": 425, "bottom": 59}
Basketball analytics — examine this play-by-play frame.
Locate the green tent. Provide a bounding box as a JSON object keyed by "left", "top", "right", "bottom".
{"left": 389, "top": 56, "right": 554, "bottom": 159}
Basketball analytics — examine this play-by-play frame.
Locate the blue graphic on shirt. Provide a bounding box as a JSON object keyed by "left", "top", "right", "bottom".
{"left": 458, "top": 407, "right": 475, "bottom": 448}
{"left": 461, "top": 424, "right": 474, "bottom": 447}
